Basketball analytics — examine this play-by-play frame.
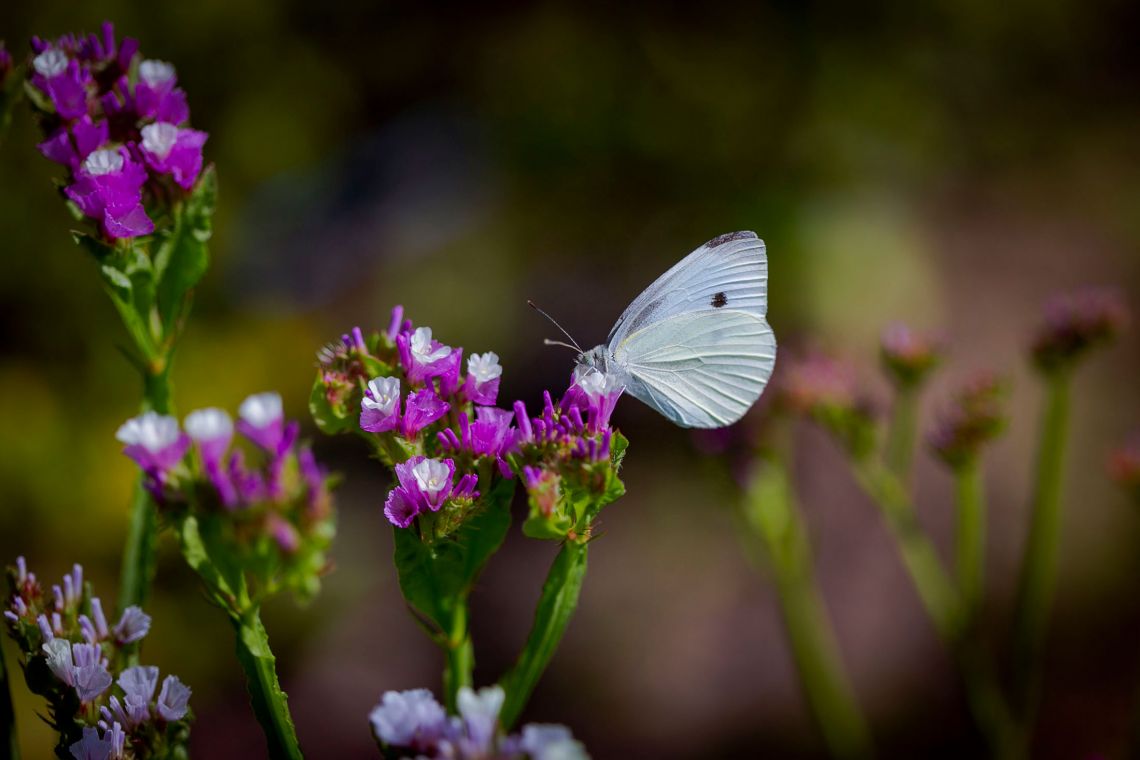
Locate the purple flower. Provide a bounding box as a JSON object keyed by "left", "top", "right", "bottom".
{"left": 369, "top": 689, "right": 448, "bottom": 749}
{"left": 268, "top": 514, "right": 300, "bottom": 553}
{"left": 65, "top": 147, "right": 154, "bottom": 238}
{"left": 90, "top": 597, "right": 110, "bottom": 639}
{"left": 113, "top": 605, "right": 152, "bottom": 644}
{"left": 463, "top": 352, "right": 503, "bottom": 405}
{"left": 438, "top": 347, "right": 465, "bottom": 397}
{"left": 1031, "top": 287, "right": 1129, "bottom": 371}
{"left": 69, "top": 727, "right": 113, "bottom": 760}
{"left": 103, "top": 665, "right": 156, "bottom": 729}
{"left": 184, "top": 407, "right": 233, "bottom": 468}
{"left": 134, "top": 59, "right": 189, "bottom": 124}
{"left": 517, "top": 724, "right": 588, "bottom": 760}
{"left": 116, "top": 411, "right": 190, "bottom": 474}
{"left": 38, "top": 115, "right": 109, "bottom": 169}
{"left": 880, "top": 323, "right": 943, "bottom": 387}
{"left": 237, "top": 392, "right": 285, "bottom": 452}
{"left": 398, "top": 327, "right": 455, "bottom": 384}
{"left": 466, "top": 406, "right": 515, "bottom": 458}
{"left": 139, "top": 122, "right": 207, "bottom": 189}
{"left": 383, "top": 456, "right": 459, "bottom": 527}
{"left": 157, "top": 674, "right": 191, "bottom": 721}
{"left": 31, "top": 48, "right": 89, "bottom": 119}
{"left": 383, "top": 486, "right": 420, "bottom": 529}
{"left": 361, "top": 376, "right": 401, "bottom": 433}
{"left": 44, "top": 640, "right": 112, "bottom": 702}
{"left": 570, "top": 371, "right": 623, "bottom": 432}
{"left": 400, "top": 389, "right": 450, "bottom": 438}
{"left": 457, "top": 685, "right": 504, "bottom": 754}
{"left": 386, "top": 305, "right": 407, "bottom": 341}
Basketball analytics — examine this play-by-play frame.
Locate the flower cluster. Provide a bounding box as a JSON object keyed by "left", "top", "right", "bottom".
{"left": 312, "top": 306, "right": 626, "bottom": 543}
{"left": 369, "top": 685, "right": 588, "bottom": 760}
{"left": 778, "top": 352, "right": 879, "bottom": 458}
{"left": 4, "top": 558, "right": 191, "bottom": 759}
{"left": 880, "top": 323, "right": 943, "bottom": 389}
{"left": 927, "top": 374, "right": 1008, "bottom": 468}
{"left": 116, "top": 392, "right": 335, "bottom": 603}
{"left": 1031, "top": 288, "right": 1128, "bottom": 373}
{"left": 24, "top": 21, "right": 208, "bottom": 238}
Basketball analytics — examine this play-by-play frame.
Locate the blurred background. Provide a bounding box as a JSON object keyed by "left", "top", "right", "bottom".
{"left": 1, "top": 2, "right": 1138, "bottom": 757}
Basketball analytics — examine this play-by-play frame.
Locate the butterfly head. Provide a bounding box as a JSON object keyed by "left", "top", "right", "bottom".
{"left": 576, "top": 345, "right": 613, "bottom": 376}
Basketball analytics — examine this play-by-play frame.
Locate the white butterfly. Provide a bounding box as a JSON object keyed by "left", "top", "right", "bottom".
{"left": 569, "top": 231, "right": 777, "bottom": 429}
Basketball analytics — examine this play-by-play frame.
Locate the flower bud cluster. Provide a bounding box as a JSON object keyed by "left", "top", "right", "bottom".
{"left": 116, "top": 393, "right": 335, "bottom": 603}
{"left": 4, "top": 558, "right": 192, "bottom": 759}
{"left": 880, "top": 323, "right": 943, "bottom": 389}
{"left": 927, "top": 373, "right": 1008, "bottom": 468}
{"left": 24, "top": 21, "right": 208, "bottom": 239}
{"left": 778, "top": 352, "right": 879, "bottom": 458}
{"left": 1031, "top": 288, "right": 1128, "bottom": 373}
{"left": 369, "top": 685, "right": 588, "bottom": 760}
{"left": 312, "top": 307, "right": 626, "bottom": 544}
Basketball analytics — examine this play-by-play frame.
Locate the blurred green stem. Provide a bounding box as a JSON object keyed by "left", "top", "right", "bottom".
{"left": 1011, "top": 372, "right": 1071, "bottom": 720}
{"left": 885, "top": 385, "right": 920, "bottom": 484}
{"left": 117, "top": 360, "right": 172, "bottom": 614}
{"left": 498, "top": 541, "right": 588, "bottom": 729}
{"left": 744, "top": 458, "right": 873, "bottom": 759}
{"left": 233, "top": 607, "right": 303, "bottom": 760}
{"left": 850, "top": 459, "right": 960, "bottom": 640}
{"left": 954, "top": 460, "right": 986, "bottom": 625}
{"left": 1, "top": 642, "right": 19, "bottom": 760}
{"left": 442, "top": 602, "right": 474, "bottom": 712}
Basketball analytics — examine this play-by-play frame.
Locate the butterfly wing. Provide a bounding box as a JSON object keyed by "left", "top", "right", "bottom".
{"left": 615, "top": 309, "right": 777, "bottom": 428}
{"left": 606, "top": 231, "right": 768, "bottom": 348}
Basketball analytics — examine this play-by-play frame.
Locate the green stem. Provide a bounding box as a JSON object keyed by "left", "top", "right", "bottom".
{"left": 232, "top": 608, "right": 303, "bottom": 760}
{"left": 954, "top": 460, "right": 986, "bottom": 626}
{"left": 498, "top": 541, "right": 588, "bottom": 729}
{"left": 1011, "top": 372, "right": 1071, "bottom": 719}
{"left": 442, "top": 602, "right": 474, "bottom": 712}
{"left": 117, "top": 362, "right": 172, "bottom": 614}
{"left": 1, "top": 642, "right": 19, "bottom": 760}
{"left": 851, "top": 459, "right": 961, "bottom": 640}
{"left": 885, "top": 385, "right": 920, "bottom": 484}
{"left": 745, "top": 459, "right": 872, "bottom": 759}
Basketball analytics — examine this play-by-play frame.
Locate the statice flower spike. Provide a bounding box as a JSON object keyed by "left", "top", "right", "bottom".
{"left": 65, "top": 147, "right": 155, "bottom": 238}
{"left": 370, "top": 689, "right": 449, "bottom": 749}
{"left": 238, "top": 391, "right": 286, "bottom": 452}
{"left": 112, "top": 605, "right": 151, "bottom": 644}
{"left": 139, "top": 121, "right": 208, "bottom": 189}
{"left": 928, "top": 373, "right": 1008, "bottom": 468}
{"left": 880, "top": 322, "right": 943, "bottom": 388}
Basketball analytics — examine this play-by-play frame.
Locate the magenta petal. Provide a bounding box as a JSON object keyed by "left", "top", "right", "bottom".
{"left": 156, "top": 89, "right": 190, "bottom": 124}
{"left": 166, "top": 130, "right": 207, "bottom": 189}
{"left": 103, "top": 204, "right": 154, "bottom": 239}
{"left": 38, "top": 129, "right": 75, "bottom": 166}
{"left": 71, "top": 117, "right": 109, "bottom": 161}
{"left": 45, "top": 70, "right": 88, "bottom": 119}
{"left": 384, "top": 487, "right": 419, "bottom": 528}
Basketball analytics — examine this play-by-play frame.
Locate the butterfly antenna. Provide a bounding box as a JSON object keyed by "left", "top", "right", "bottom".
{"left": 527, "top": 299, "right": 583, "bottom": 353}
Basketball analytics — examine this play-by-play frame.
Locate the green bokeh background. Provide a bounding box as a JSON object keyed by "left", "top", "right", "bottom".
{"left": 1, "top": 2, "right": 1138, "bottom": 757}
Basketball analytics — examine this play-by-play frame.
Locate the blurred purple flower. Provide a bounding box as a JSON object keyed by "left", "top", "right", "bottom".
{"left": 38, "top": 115, "right": 109, "bottom": 170}
{"left": 69, "top": 726, "right": 113, "bottom": 760}
{"left": 115, "top": 411, "right": 189, "bottom": 475}
{"left": 369, "top": 689, "right": 449, "bottom": 750}
{"left": 184, "top": 407, "right": 233, "bottom": 468}
{"left": 113, "top": 605, "right": 151, "bottom": 645}
{"left": 139, "top": 121, "right": 207, "bottom": 189}
{"left": 157, "top": 674, "right": 192, "bottom": 721}
{"left": 361, "top": 376, "right": 401, "bottom": 433}
{"left": 237, "top": 392, "right": 285, "bottom": 452}
{"left": 31, "top": 48, "right": 89, "bottom": 119}
{"left": 1031, "top": 287, "right": 1129, "bottom": 372}
{"left": 928, "top": 373, "right": 1008, "bottom": 467}
{"left": 65, "top": 147, "right": 154, "bottom": 238}
{"left": 880, "top": 322, "right": 943, "bottom": 388}
{"left": 457, "top": 685, "right": 504, "bottom": 754}
{"left": 134, "top": 59, "right": 189, "bottom": 124}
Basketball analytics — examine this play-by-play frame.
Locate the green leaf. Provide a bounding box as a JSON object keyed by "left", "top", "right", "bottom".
{"left": 154, "top": 166, "right": 216, "bottom": 335}
{"left": 308, "top": 372, "right": 357, "bottom": 435}
{"left": 232, "top": 609, "right": 304, "bottom": 760}
{"left": 498, "top": 540, "right": 589, "bottom": 728}
{"left": 175, "top": 514, "right": 245, "bottom": 615}
{"left": 393, "top": 479, "right": 514, "bottom": 636}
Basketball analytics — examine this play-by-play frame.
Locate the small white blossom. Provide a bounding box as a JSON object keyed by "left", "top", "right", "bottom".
{"left": 116, "top": 412, "right": 181, "bottom": 453}
{"left": 467, "top": 352, "right": 502, "bottom": 384}
{"left": 184, "top": 408, "right": 233, "bottom": 443}
{"left": 141, "top": 122, "right": 179, "bottom": 160}
{"left": 364, "top": 377, "right": 401, "bottom": 414}
{"left": 33, "top": 48, "right": 68, "bottom": 77}
{"left": 412, "top": 458, "right": 451, "bottom": 499}
{"left": 138, "top": 59, "right": 175, "bottom": 87}
{"left": 84, "top": 149, "right": 125, "bottom": 177}
{"left": 239, "top": 392, "right": 283, "bottom": 429}
{"left": 410, "top": 327, "right": 451, "bottom": 364}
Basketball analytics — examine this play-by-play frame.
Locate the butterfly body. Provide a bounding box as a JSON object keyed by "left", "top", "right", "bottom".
{"left": 574, "top": 231, "right": 776, "bottom": 429}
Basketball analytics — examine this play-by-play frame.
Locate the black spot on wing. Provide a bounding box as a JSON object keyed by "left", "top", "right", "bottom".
{"left": 711, "top": 292, "right": 728, "bottom": 308}
{"left": 706, "top": 230, "right": 758, "bottom": 249}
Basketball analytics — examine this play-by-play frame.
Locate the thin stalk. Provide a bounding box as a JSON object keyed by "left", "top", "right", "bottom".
{"left": 885, "top": 385, "right": 920, "bottom": 484}
{"left": 1011, "top": 372, "right": 1071, "bottom": 719}
{"left": 954, "top": 459, "right": 986, "bottom": 625}
{"left": 117, "top": 361, "right": 172, "bottom": 613}
{"left": 745, "top": 458, "right": 872, "bottom": 759}
{"left": 1, "top": 642, "right": 18, "bottom": 760}
{"left": 232, "top": 607, "right": 303, "bottom": 760}
{"left": 851, "top": 459, "right": 960, "bottom": 640}
{"left": 442, "top": 602, "right": 474, "bottom": 712}
{"left": 498, "top": 541, "right": 588, "bottom": 729}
